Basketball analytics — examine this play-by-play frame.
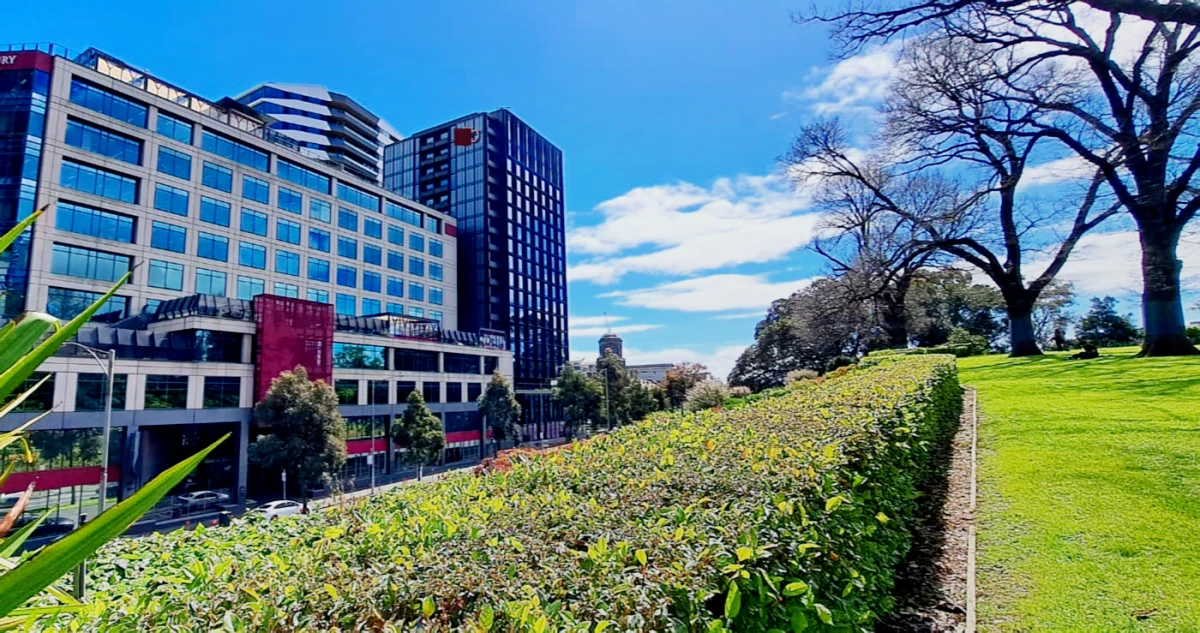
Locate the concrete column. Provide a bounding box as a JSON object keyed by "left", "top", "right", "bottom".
{"left": 357, "top": 379, "right": 367, "bottom": 406}
{"left": 386, "top": 348, "right": 395, "bottom": 371}
{"left": 187, "top": 375, "right": 205, "bottom": 409}
{"left": 241, "top": 333, "right": 254, "bottom": 364}
{"left": 236, "top": 418, "right": 250, "bottom": 505}
{"left": 58, "top": 372, "right": 78, "bottom": 413}
{"left": 127, "top": 373, "right": 146, "bottom": 411}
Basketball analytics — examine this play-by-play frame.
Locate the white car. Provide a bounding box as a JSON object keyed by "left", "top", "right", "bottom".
{"left": 256, "top": 500, "right": 303, "bottom": 519}
{"left": 177, "top": 490, "right": 230, "bottom": 506}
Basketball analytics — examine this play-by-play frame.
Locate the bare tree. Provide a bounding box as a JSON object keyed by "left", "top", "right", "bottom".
{"left": 807, "top": 1, "right": 1200, "bottom": 355}
{"left": 791, "top": 39, "right": 1118, "bottom": 355}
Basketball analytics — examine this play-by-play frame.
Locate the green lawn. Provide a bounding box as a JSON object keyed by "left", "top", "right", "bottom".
{"left": 959, "top": 349, "right": 1200, "bottom": 632}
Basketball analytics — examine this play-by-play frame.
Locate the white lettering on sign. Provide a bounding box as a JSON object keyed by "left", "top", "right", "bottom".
{"left": 0, "top": 56, "right": 18, "bottom": 66}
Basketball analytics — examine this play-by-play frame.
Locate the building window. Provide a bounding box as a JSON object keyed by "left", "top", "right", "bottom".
{"left": 197, "top": 232, "right": 229, "bottom": 262}
{"left": 309, "top": 227, "right": 330, "bottom": 252}
{"left": 382, "top": 275, "right": 411, "bottom": 302}
{"left": 199, "top": 196, "right": 231, "bottom": 226}
{"left": 468, "top": 382, "right": 482, "bottom": 402}
{"left": 363, "top": 218, "right": 382, "bottom": 239}
{"left": 237, "top": 275, "right": 264, "bottom": 300}
{"left": 336, "top": 182, "right": 380, "bottom": 211}
{"left": 446, "top": 382, "right": 463, "bottom": 403}
{"left": 242, "top": 175, "right": 270, "bottom": 204}
{"left": 336, "top": 265, "right": 357, "bottom": 288}
{"left": 239, "top": 242, "right": 267, "bottom": 269}
{"left": 429, "top": 262, "right": 443, "bottom": 281}
{"left": 273, "top": 282, "right": 299, "bottom": 298}
{"left": 429, "top": 239, "right": 444, "bottom": 258}
{"left": 201, "top": 161, "right": 233, "bottom": 192}
{"left": 276, "top": 250, "right": 300, "bottom": 276}
{"left": 50, "top": 243, "right": 130, "bottom": 282}
{"left": 396, "top": 380, "right": 416, "bottom": 402}
{"left": 422, "top": 382, "right": 441, "bottom": 404}
{"left": 424, "top": 216, "right": 439, "bottom": 233}
{"left": 55, "top": 202, "right": 135, "bottom": 243}
{"left": 69, "top": 79, "right": 147, "bottom": 127}
{"left": 308, "top": 257, "right": 330, "bottom": 282}
{"left": 429, "top": 286, "right": 443, "bottom": 305}
{"left": 409, "top": 306, "right": 424, "bottom": 318}
{"left": 60, "top": 160, "right": 138, "bottom": 203}
{"left": 369, "top": 380, "right": 389, "bottom": 405}
{"left": 156, "top": 112, "right": 193, "bottom": 143}
{"left": 46, "top": 287, "right": 127, "bottom": 322}
{"left": 278, "top": 187, "right": 303, "bottom": 214}
{"left": 362, "top": 271, "right": 381, "bottom": 293}
{"left": 385, "top": 200, "right": 423, "bottom": 228}
{"left": 65, "top": 119, "right": 142, "bottom": 165}
{"left": 276, "top": 218, "right": 301, "bottom": 244}
{"left": 307, "top": 288, "right": 329, "bottom": 304}
{"left": 203, "top": 376, "right": 241, "bottom": 408}
{"left": 362, "top": 244, "right": 382, "bottom": 266}
{"left": 387, "top": 225, "right": 404, "bottom": 246}
{"left": 338, "top": 207, "right": 358, "bottom": 232}
{"left": 409, "top": 257, "right": 425, "bottom": 277}
{"left": 150, "top": 221, "right": 186, "bottom": 253}
{"left": 334, "top": 379, "right": 359, "bottom": 405}
{"left": 154, "top": 183, "right": 189, "bottom": 216}
{"left": 337, "top": 236, "right": 357, "bottom": 259}
{"left": 6, "top": 373, "right": 54, "bottom": 412}
{"left": 148, "top": 260, "right": 184, "bottom": 290}
{"left": 429, "top": 310, "right": 443, "bottom": 324}
{"left": 156, "top": 145, "right": 191, "bottom": 179}
{"left": 333, "top": 342, "right": 386, "bottom": 369}
{"left": 76, "top": 373, "right": 128, "bottom": 411}
{"left": 240, "top": 208, "right": 268, "bottom": 236}
{"left": 395, "top": 348, "right": 438, "bottom": 372}
{"left": 409, "top": 233, "right": 425, "bottom": 252}
{"left": 201, "top": 130, "right": 269, "bottom": 172}
{"left": 387, "top": 302, "right": 404, "bottom": 314}
{"left": 277, "top": 158, "right": 330, "bottom": 193}
{"left": 362, "top": 297, "right": 381, "bottom": 315}
{"left": 145, "top": 375, "right": 188, "bottom": 409}
{"left": 310, "top": 198, "right": 331, "bottom": 223}
{"left": 335, "top": 293, "right": 355, "bottom": 316}
{"left": 195, "top": 268, "right": 227, "bottom": 296}
{"left": 387, "top": 250, "right": 404, "bottom": 272}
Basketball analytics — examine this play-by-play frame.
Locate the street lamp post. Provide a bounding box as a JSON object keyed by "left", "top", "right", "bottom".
{"left": 64, "top": 342, "right": 116, "bottom": 516}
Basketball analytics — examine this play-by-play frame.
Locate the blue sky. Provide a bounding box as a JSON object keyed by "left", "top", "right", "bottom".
{"left": 4, "top": 1, "right": 1196, "bottom": 376}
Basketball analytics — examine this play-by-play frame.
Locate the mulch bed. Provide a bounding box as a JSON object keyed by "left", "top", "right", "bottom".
{"left": 877, "top": 389, "right": 975, "bottom": 633}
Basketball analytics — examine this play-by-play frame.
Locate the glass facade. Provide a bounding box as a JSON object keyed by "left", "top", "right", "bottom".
{"left": 383, "top": 109, "right": 567, "bottom": 437}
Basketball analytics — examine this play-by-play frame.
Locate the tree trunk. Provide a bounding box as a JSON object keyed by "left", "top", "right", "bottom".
{"left": 879, "top": 282, "right": 910, "bottom": 349}
{"left": 1007, "top": 300, "right": 1042, "bottom": 357}
{"left": 1138, "top": 226, "right": 1199, "bottom": 356}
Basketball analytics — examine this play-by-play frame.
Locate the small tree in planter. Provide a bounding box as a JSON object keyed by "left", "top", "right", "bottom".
{"left": 478, "top": 370, "right": 521, "bottom": 454}
{"left": 392, "top": 391, "right": 445, "bottom": 480}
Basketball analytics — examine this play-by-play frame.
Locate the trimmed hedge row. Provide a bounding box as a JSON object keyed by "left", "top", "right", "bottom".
{"left": 49, "top": 356, "right": 961, "bottom": 632}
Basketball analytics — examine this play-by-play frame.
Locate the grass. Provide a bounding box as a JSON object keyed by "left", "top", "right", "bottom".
{"left": 959, "top": 348, "right": 1200, "bottom": 632}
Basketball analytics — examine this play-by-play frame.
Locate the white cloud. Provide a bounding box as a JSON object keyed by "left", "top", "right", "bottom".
{"left": 769, "top": 111, "right": 789, "bottom": 121}
{"left": 1020, "top": 155, "right": 1095, "bottom": 189}
{"left": 713, "top": 310, "right": 768, "bottom": 320}
{"left": 1032, "top": 228, "right": 1200, "bottom": 296}
{"left": 623, "top": 345, "right": 749, "bottom": 383}
{"left": 569, "top": 324, "right": 662, "bottom": 339}
{"left": 788, "top": 43, "right": 899, "bottom": 115}
{"left": 601, "top": 274, "right": 815, "bottom": 313}
{"left": 567, "top": 174, "right": 821, "bottom": 285}
{"left": 569, "top": 315, "right": 628, "bottom": 328}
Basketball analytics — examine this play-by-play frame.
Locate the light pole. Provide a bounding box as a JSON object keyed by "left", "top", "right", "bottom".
{"left": 369, "top": 415, "right": 377, "bottom": 494}
{"left": 64, "top": 342, "right": 116, "bottom": 516}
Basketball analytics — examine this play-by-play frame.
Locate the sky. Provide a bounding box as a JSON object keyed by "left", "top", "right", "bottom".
{"left": 3, "top": 0, "right": 1197, "bottom": 378}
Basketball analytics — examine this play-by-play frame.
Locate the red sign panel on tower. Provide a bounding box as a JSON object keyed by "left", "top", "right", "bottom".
{"left": 453, "top": 127, "right": 476, "bottom": 146}
{"left": 252, "top": 295, "right": 334, "bottom": 401}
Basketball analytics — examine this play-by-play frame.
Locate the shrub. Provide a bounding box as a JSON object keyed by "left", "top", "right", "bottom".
{"left": 1186, "top": 326, "right": 1200, "bottom": 345}
{"left": 785, "top": 369, "right": 819, "bottom": 384}
{"left": 728, "top": 386, "right": 751, "bottom": 398}
{"left": 824, "top": 355, "right": 857, "bottom": 373}
{"left": 946, "top": 328, "right": 990, "bottom": 356}
{"left": 58, "top": 356, "right": 961, "bottom": 632}
{"left": 683, "top": 380, "right": 731, "bottom": 412}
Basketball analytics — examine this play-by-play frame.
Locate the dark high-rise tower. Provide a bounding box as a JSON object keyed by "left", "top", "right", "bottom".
{"left": 383, "top": 109, "right": 568, "bottom": 438}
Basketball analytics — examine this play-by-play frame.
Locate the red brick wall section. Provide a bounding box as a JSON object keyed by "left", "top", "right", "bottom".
{"left": 253, "top": 295, "right": 334, "bottom": 402}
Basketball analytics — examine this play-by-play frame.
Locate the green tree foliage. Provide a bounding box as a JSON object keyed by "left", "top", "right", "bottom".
{"left": 906, "top": 269, "right": 1005, "bottom": 349}
{"left": 595, "top": 352, "right": 662, "bottom": 428}
{"left": 248, "top": 366, "right": 347, "bottom": 504}
{"left": 684, "top": 380, "right": 731, "bottom": 412}
{"left": 551, "top": 365, "right": 602, "bottom": 439}
{"left": 478, "top": 370, "right": 521, "bottom": 448}
{"left": 392, "top": 391, "right": 445, "bottom": 479}
{"left": 1077, "top": 297, "right": 1141, "bottom": 348}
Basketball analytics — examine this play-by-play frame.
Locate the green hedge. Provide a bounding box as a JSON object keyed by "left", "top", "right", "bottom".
{"left": 50, "top": 356, "right": 961, "bottom": 632}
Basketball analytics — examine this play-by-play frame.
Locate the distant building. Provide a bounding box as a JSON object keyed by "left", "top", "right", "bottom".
{"left": 578, "top": 332, "right": 704, "bottom": 384}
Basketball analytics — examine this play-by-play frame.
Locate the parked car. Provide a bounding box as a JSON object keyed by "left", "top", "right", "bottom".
{"left": 0, "top": 493, "right": 22, "bottom": 509}
{"left": 255, "top": 500, "right": 303, "bottom": 520}
{"left": 176, "top": 490, "right": 230, "bottom": 506}
{"left": 12, "top": 514, "right": 75, "bottom": 538}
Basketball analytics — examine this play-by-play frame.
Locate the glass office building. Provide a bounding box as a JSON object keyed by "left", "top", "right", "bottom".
{"left": 384, "top": 110, "right": 568, "bottom": 438}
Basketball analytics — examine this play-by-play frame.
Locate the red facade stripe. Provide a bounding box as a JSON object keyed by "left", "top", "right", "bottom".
{"left": 1, "top": 465, "right": 121, "bottom": 494}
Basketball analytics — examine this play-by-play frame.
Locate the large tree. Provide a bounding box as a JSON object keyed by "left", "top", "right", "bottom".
{"left": 1078, "top": 296, "right": 1143, "bottom": 347}
{"left": 809, "top": 0, "right": 1200, "bottom": 355}
{"left": 478, "top": 370, "right": 521, "bottom": 452}
{"left": 249, "top": 366, "right": 347, "bottom": 506}
{"left": 792, "top": 37, "right": 1119, "bottom": 355}
{"left": 551, "top": 365, "right": 603, "bottom": 439}
{"left": 662, "top": 362, "right": 710, "bottom": 409}
{"left": 905, "top": 268, "right": 1006, "bottom": 347}
{"left": 392, "top": 391, "right": 445, "bottom": 480}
